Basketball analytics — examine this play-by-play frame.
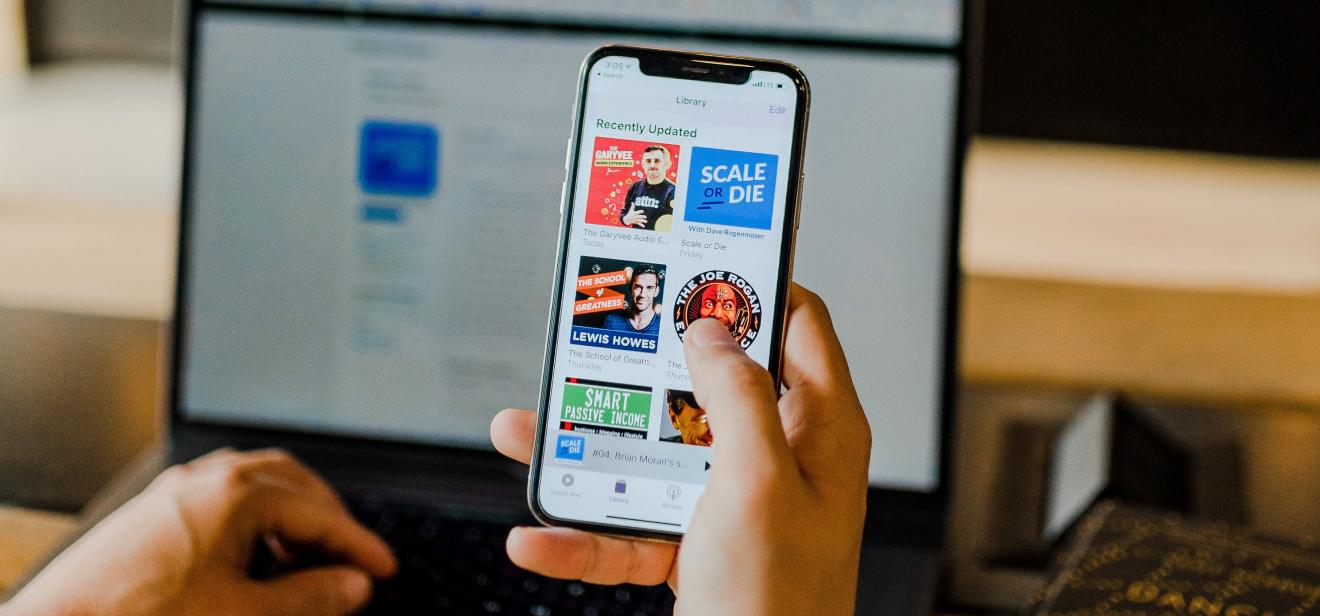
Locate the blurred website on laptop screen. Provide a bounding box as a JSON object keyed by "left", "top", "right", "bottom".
{"left": 180, "top": 0, "right": 959, "bottom": 492}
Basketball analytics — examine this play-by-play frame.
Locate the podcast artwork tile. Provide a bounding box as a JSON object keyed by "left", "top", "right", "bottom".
{"left": 585, "top": 137, "right": 681, "bottom": 232}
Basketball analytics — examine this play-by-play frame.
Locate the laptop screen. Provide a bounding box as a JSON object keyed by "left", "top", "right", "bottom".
{"left": 178, "top": 0, "right": 961, "bottom": 493}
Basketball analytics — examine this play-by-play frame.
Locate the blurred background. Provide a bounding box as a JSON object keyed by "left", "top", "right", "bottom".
{"left": 2, "top": 1, "right": 1318, "bottom": 611}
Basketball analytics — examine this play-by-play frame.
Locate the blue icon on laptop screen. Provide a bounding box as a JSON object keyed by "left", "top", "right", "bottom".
{"left": 358, "top": 120, "right": 439, "bottom": 197}
{"left": 555, "top": 434, "right": 585, "bottom": 463}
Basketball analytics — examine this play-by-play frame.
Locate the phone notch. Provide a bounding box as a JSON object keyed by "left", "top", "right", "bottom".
{"left": 638, "top": 53, "right": 753, "bottom": 85}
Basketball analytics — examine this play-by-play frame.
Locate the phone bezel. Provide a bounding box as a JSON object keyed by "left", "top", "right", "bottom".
{"left": 528, "top": 44, "right": 811, "bottom": 542}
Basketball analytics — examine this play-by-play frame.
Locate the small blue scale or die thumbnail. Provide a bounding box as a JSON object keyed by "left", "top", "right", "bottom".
{"left": 555, "top": 433, "right": 585, "bottom": 463}
{"left": 358, "top": 120, "right": 439, "bottom": 197}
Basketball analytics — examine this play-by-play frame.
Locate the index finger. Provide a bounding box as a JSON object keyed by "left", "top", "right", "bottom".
{"left": 490, "top": 407, "right": 536, "bottom": 465}
{"left": 781, "top": 283, "right": 856, "bottom": 394}
{"left": 249, "top": 485, "right": 398, "bottom": 579}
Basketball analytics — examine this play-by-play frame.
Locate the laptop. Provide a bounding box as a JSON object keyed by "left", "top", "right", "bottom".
{"left": 172, "top": 1, "right": 968, "bottom": 613}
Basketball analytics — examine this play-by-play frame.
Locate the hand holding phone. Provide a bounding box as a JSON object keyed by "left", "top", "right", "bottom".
{"left": 493, "top": 285, "right": 871, "bottom": 615}
{"left": 530, "top": 44, "right": 812, "bottom": 541}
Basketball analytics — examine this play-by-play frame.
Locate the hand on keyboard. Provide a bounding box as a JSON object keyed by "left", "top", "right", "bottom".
{"left": 4, "top": 448, "right": 397, "bottom": 616}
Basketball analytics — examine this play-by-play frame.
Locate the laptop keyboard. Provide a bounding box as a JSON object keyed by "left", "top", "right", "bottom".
{"left": 345, "top": 493, "right": 677, "bottom": 615}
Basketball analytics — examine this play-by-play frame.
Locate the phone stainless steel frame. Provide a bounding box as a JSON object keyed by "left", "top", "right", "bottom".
{"left": 528, "top": 44, "right": 812, "bottom": 542}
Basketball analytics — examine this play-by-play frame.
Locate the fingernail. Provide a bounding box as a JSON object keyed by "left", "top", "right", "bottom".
{"left": 687, "top": 319, "right": 739, "bottom": 349}
{"left": 341, "top": 570, "right": 372, "bottom": 604}
{"left": 506, "top": 526, "right": 526, "bottom": 544}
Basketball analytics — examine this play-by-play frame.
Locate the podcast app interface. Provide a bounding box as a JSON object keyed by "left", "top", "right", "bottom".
{"left": 540, "top": 55, "right": 799, "bottom": 533}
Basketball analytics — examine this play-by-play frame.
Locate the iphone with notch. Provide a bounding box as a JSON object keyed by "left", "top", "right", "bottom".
{"left": 530, "top": 45, "right": 810, "bottom": 540}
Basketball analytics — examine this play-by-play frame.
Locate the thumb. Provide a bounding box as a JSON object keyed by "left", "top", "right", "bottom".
{"left": 259, "top": 566, "right": 374, "bottom": 616}
{"left": 682, "top": 318, "right": 792, "bottom": 477}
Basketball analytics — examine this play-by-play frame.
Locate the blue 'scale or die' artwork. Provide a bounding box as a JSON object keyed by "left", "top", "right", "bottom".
{"left": 683, "top": 146, "right": 779, "bottom": 230}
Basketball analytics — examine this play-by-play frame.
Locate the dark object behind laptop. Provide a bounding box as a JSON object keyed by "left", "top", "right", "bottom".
{"left": 983, "top": 395, "right": 1245, "bottom": 570}
{"left": 978, "top": 1, "right": 1320, "bottom": 158}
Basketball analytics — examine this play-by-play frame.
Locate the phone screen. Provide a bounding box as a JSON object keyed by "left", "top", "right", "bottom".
{"left": 533, "top": 48, "right": 807, "bottom": 537}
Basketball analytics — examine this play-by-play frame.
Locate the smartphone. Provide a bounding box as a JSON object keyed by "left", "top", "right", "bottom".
{"left": 529, "top": 45, "right": 810, "bottom": 541}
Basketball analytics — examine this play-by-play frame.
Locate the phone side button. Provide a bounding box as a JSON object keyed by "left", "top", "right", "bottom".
{"left": 559, "top": 181, "right": 568, "bottom": 215}
{"left": 794, "top": 172, "right": 806, "bottom": 228}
